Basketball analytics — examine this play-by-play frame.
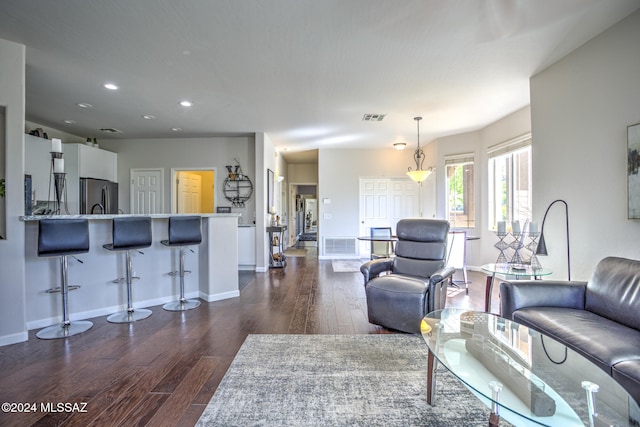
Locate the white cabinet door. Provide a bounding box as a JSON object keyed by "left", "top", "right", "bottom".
{"left": 238, "top": 226, "right": 256, "bottom": 268}
{"left": 78, "top": 144, "right": 117, "bottom": 181}
{"left": 24, "top": 134, "right": 52, "bottom": 202}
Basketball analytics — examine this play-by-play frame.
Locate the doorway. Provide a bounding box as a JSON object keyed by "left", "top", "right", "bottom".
{"left": 171, "top": 168, "right": 216, "bottom": 214}
{"left": 290, "top": 184, "right": 317, "bottom": 246}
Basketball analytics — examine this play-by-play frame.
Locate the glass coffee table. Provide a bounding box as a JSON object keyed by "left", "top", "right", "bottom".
{"left": 422, "top": 309, "right": 639, "bottom": 427}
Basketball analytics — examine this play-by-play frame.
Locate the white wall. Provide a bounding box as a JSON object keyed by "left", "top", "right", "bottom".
{"left": 255, "top": 133, "right": 277, "bottom": 271}
{"left": 434, "top": 106, "right": 532, "bottom": 269}
{"left": 531, "top": 10, "right": 640, "bottom": 280}
{"left": 99, "top": 136, "right": 255, "bottom": 218}
{"left": 317, "top": 146, "right": 438, "bottom": 258}
{"left": 0, "top": 39, "right": 27, "bottom": 345}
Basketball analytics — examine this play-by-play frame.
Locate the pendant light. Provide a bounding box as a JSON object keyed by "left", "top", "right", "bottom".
{"left": 407, "top": 116, "right": 431, "bottom": 183}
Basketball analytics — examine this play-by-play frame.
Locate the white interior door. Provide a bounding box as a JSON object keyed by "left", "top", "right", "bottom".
{"left": 130, "top": 168, "right": 164, "bottom": 214}
{"left": 177, "top": 171, "right": 202, "bottom": 213}
{"left": 359, "top": 177, "right": 418, "bottom": 256}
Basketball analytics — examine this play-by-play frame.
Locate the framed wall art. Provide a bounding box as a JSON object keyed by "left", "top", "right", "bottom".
{"left": 267, "top": 168, "right": 274, "bottom": 213}
{"left": 628, "top": 122, "right": 640, "bottom": 219}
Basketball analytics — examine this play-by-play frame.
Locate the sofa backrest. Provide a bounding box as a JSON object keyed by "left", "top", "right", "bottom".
{"left": 586, "top": 256, "right": 640, "bottom": 330}
{"left": 392, "top": 218, "right": 449, "bottom": 277}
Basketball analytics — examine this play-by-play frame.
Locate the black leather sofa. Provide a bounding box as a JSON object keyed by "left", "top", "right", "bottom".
{"left": 500, "top": 256, "right": 640, "bottom": 403}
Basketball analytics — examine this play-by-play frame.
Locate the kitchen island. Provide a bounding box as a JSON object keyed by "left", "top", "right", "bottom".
{"left": 21, "top": 213, "right": 239, "bottom": 331}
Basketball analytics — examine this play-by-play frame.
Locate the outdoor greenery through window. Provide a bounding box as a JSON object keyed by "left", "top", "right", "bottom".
{"left": 445, "top": 154, "right": 475, "bottom": 228}
{"left": 488, "top": 134, "right": 532, "bottom": 230}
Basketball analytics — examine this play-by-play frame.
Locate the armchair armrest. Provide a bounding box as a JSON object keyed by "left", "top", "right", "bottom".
{"left": 429, "top": 266, "right": 456, "bottom": 287}
{"left": 428, "top": 266, "right": 456, "bottom": 312}
{"left": 500, "top": 280, "right": 587, "bottom": 320}
{"left": 360, "top": 258, "right": 394, "bottom": 286}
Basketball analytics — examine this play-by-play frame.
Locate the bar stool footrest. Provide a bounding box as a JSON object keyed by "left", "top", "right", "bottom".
{"left": 111, "top": 277, "right": 140, "bottom": 283}
{"left": 45, "top": 285, "right": 81, "bottom": 293}
{"left": 168, "top": 270, "right": 191, "bottom": 276}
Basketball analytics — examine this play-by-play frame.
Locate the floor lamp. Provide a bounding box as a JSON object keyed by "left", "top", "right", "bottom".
{"left": 536, "top": 199, "right": 571, "bottom": 280}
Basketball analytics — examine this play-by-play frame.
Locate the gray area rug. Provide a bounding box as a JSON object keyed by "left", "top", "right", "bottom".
{"left": 197, "top": 334, "right": 506, "bottom": 427}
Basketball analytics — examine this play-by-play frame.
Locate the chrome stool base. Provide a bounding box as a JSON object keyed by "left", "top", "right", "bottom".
{"left": 163, "top": 299, "right": 200, "bottom": 312}
{"left": 36, "top": 320, "right": 93, "bottom": 340}
{"left": 107, "top": 308, "right": 152, "bottom": 323}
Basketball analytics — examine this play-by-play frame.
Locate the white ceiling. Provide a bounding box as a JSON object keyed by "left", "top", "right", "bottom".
{"left": 1, "top": 0, "right": 638, "bottom": 163}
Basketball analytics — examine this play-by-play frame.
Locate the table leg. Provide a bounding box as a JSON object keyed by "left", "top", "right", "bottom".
{"left": 427, "top": 349, "right": 437, "bottom": 405}
{"left": 484, "top": 274, "right": 495, "bottom": 312}
{"left": 488, "top": 381, "right": 503, "bottom": 427}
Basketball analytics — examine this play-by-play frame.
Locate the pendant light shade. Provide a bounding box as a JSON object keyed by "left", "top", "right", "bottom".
{"left": 407, "top": 116, "right": 431, "bottom": 183}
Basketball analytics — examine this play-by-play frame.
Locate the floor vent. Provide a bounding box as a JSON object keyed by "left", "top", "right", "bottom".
{"left": 324, "top": 237, "right": 357, "bottom": 256}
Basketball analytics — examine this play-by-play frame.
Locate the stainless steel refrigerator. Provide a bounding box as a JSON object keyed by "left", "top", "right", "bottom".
{"left": 80, "top": 178, "right": 118, "bottom": 214}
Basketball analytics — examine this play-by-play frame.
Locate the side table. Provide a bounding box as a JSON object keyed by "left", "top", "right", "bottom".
{"left": 481, "top": 263, "right": 552, "bottom": 313}
{"left": 267, "top": 226, "right": 287, "bottom": 268}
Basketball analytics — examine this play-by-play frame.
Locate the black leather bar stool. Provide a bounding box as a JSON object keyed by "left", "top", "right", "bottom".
{"left": 162, "top": 216, "right": 202, "bottom": 311}
{"left": 103, "top": 216, "right": 153, "bottom": 323}
{"left": 37, "top": 219, "right": 92, "bottom": 339}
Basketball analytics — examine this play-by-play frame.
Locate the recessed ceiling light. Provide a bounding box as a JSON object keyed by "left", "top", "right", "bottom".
{"left": 179, "top": 100, "right": 192, "bottom": 107}
{"left": 63, "top": 119, "right": 76, "bottom": 124}
{"left": 77, "top": 103, "right": 93, "bottom": 108}
{"left": 104, "top": 83, "right": 119, "bottom": 90}
{"left": 142, "top": 115, "right": 156, "bottom": 120}
{"left": 171, "top": 127, "right": 182, "bottom": 132}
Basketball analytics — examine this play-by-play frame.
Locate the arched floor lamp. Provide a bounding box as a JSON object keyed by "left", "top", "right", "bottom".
{"left": 536, "top": 199, "right": 571, "bottom": 280}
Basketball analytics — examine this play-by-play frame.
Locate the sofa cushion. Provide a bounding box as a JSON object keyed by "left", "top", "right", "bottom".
{"left": 586, "top": 257, "right": 640, "bottom": 330}
{"left": 365, "top": 274, "right": 429, "bottom": 334}
{"left": 613, "top": 360, "right": 640, "bottom": 404}
{"left": 513, "top": 307, "right": 640, "bottom": 374}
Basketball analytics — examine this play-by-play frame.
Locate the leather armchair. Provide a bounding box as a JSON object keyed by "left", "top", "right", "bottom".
{"left": 360, "top": 219, "right": 455, "bottom": 333}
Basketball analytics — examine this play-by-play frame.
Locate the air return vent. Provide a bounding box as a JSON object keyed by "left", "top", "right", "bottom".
{"left": 362, "top": 114, "right": 386, "bottom": 122}
{"left": 323, "top": 237, "right": 357, "bottom": 256}
{"left": 99, "top": 127, "right": 123, "bottom": 133}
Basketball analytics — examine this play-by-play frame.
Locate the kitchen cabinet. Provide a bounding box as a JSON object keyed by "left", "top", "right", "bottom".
{"left": 65, "top": 143, "right": 117, "bottom": 182}
{"left": 238, "top": 225, "right": 256, "bottom": 269}
{"left": 24, "top": 134, "right": 53, "bottom": 203}
{"left": 24, "top": 135, "right": 117, "bottom": 214}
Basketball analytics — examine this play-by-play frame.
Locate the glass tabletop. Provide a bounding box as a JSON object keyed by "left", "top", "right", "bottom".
{"left": 481, "top": 263, "right": 553, "bottom": 277}
{"left": 422, "top": 309, "right": 637, "bottom": 427}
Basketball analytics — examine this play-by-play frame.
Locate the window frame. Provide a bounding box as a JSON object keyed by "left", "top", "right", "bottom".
{"left": 487, "top": 134, "right": 532, "bottom": 231}
{"left": 444, "top": 153, "right": 475, "bottom": 229}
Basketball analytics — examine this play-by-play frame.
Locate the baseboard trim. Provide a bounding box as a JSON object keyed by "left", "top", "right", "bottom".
{"left": 0, "top": 331, "right": 28, "bottom": 347}
{"left": 199, "top": 290, "right": 240, "bottom": 302}
{"left": 26, "top": 291, "right": 201, "bottom": 331}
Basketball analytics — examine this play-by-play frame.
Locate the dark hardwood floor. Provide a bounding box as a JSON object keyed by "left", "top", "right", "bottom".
{"left": 0, "top": 246, "right": 499, "bottom": 427}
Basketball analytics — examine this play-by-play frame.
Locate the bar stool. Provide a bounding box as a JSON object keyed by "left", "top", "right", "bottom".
{"left": 37, "top": 219, "right": 92, "bottom": 339}
{"left": 103, "top": 216, "right": 153, "bottom": 323}
{"left": 162, "top": 216, "right": 202, "bottom": 311}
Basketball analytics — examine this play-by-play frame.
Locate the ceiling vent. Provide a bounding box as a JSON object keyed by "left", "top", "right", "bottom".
{"left": 99, "top": 127, "right": 123, "bottom": 133}
{"left": 362, "top": 114, "right": 386, "bottom": 122}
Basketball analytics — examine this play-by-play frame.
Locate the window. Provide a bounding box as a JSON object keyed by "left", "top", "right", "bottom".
{"left": 488, "top": 134, "right": 532, "bottom": 230}
{"left": 445, "top": 154, "right": 475, "bottom": 228}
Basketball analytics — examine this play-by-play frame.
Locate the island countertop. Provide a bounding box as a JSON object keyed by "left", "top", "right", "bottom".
{"left": 20, "top": 213, "right": 240, "bottom": 221}
{"left": 23, "top": 214, "right": 239, "bottom": 332}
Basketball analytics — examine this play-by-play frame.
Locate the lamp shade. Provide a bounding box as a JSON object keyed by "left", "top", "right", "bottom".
{"left": 535, "top": 233, "right": 548, "bottom": 256}
{"left": 407, "top": 169, "right": 431, "bottom": 183}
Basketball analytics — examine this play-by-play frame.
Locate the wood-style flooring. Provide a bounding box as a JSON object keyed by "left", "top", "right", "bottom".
{"left": 0, "top": 246, "right": 499, "bottom": 427}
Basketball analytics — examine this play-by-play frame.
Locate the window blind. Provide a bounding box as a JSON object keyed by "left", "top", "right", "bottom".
{"left": 487, "top": 133, "right": 531, "bottom": 159}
